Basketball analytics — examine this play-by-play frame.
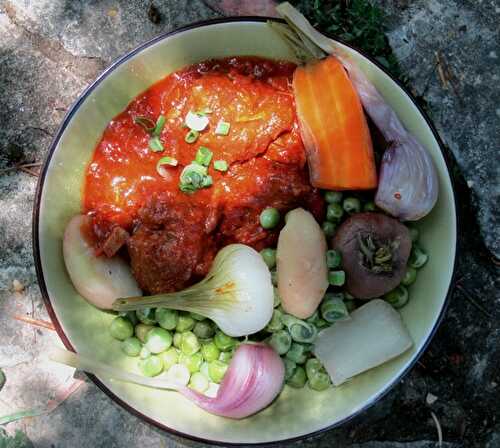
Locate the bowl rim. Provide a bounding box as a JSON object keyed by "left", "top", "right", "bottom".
{"left": 32, "top": 15, "right": 458, "bottom": 447}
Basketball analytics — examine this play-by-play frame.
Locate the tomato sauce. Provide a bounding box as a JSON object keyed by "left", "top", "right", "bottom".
{"left": 83, "top": 57, "right": 323, "bottom": 294}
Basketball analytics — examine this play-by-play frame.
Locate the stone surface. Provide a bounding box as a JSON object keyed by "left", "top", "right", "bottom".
{"left": 0, "top": 0, "right": 499, "bottom": 447}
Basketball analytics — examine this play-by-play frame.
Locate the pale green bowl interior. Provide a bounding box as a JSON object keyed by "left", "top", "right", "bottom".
{"left": 36, "top": 20, "right": 456, "bottom": 444}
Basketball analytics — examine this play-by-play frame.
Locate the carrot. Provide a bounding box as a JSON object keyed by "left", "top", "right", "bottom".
{"left": 293, "top": 56, "right": 377, "bottom": 190}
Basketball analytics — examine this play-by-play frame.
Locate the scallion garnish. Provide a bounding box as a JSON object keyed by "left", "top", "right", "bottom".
{"left": 179, "top": 163, "right": 211, "bottom": 193}
{"left": 214, "top": 160, "right": 229, "bottom": 172}
{"left": 215, "top": 121, "right": 230, "bottom": 136}
{"left": 149, "top": 136, "right": 164, "bottom": 152}
{"left": 195, "top": 146, "right": 213, "bottom": 167}
{"left": 196, "top": 107, "right": 213, "bottom": 116}
{"left": 153, "top": 115, "right": 166, "bottom": 136}
{"left": 185, "top": 111, "right": 209, "bottom": 131}
{"left": 185, "top": 129, "right": 199, "bottom": 144}
{"left": 156, "top": 156, "right": 178, "bottom": 178}
{"left": 133, "top": 116, "right": 156, "bottom": 132}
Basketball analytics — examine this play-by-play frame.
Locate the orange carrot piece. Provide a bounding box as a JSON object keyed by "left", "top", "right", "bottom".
{"left": 293, "top": 56, "right": 377, "bottom": 190}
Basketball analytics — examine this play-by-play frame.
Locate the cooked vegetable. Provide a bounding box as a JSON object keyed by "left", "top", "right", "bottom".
{"left": 139, "top": 355, "right": 163, "bottom": 377}
{"left": 286, "top": 343, "right": 309, "bottom": 364}
{"left": 113, "top": 245, "right": 274, "bottom": 337}
{"left": 179, "top": 163, "right": 212, "bottom": 193}
{"left": 208, "top": 360, "right": 228, "bottom": 383}
{"left": 313, "top": 299, "right": 413, "bottom": 386}
{"left": 322, "top": 221, "right": 336, "bottom": 238}
{"left": 269, "top": 330, "right": 292, "bottom": 355}
{"left": 193, "top": 321, "right": 215, "bottom": 339}
{"left": 134, "top": 323, "right": 153, "bottom": 343}
{"left": 167, "top": 363, "right": 190, "bottom": 386}
{"left": 305, "top": 358, "right": 331, "bottom": 391}
{"left": 292, "top": 56, "right": 377, "bottom": 190}
{"left": 136, "top": 308, "right": 156, "bottom": 325}
{"left": 121, "top": 337, "right": 142, "bottom": 357}
{"left": 260, "top": 248, "right": 277, "bottom": 269}
{"left": 324, "top": 191, "right": 342, "bottom": 204}
{"left": 148, "top": 136, "right": 164, "bottom": 153}
{"left": 283, "top": 358, "right": 296, "bottom": 380}
{"left": 265, "top": 309, "right": 284, "bottom": 333}
{"left": 214, "top": 331, "right": 237, "bottom": 351}
{"left": 213, "top": 160, "right": 229, "bottom": 172}
{"left": 277, "top": 208, "right": 328, "bottom": 319}
{"left": 195, "top": 146, "right": 213, "bottom": 167}
{"left": 156, "top": 156, "right": 178, "bottom": 178}
{"left": 260, "top": 207, "right": 280, "bottom": 229}
{"left": 402, "top": 267, "right": 417, "bottom": 286}
{"left": 185, "top": 129, "right": 199, "bottom": 144}
{"left": 62, "top": 215, "right": 141, "bottom": 310}
{"left": 109, "top": 316, "right": 134, "bottom": 341}
{"left": 328, "top": 270, "right": 345, "bottom": 286}
{"left": 274, "top": 2, "right": 438, "bottom": 220}
{"left": 180, "top": 352, "right": 203, "bottom": 373}
{"left": 326, "top": 249, "right": 341, "bottom": 269}
{"left": 159, "top": 347, "right": 179, "bottom": 370}
{"left": 180, "top": 331, "right": 200, "bottom": 356}
{"left": 281, "top": 314, "right": 318, "bottom": 343}
{"left": 326, "top": 203, "right": 344, "bottom": 222}
{"left": 189, "top": 372, "right": 209, "bottom": 393}
{"left": 155, "top": 309, "right": 178, "bottom": 330}
{"left": 383, "top": 285, "right": 409, "bottom": 309}
{"left": 320, "top": 294, "right": 349, "bottom": 322}
{"left": 219, "top": 351, "right": 233, "bottom": 363}
{"left": 332, "top": 212, "right": 412, "bottom": 299}
{"left": 286, "top": 365, "right": 307, "bottom": 388}
{"left": 176, "top": 314, "right": 195, "bottom": 332}
{"left": 145, "top": 328, "right": 173, "bottom": 354}
{"left": 201, "top": 342, "right": 220, "bottom": 362}
{"left": 185, "top": 111, "right": 209, "bottom": 131}
{"left": 343, "top": 197, "right": 361, "bottom": 214}
{"left": 215, "top": 120, "right": 231, "bottom": 136}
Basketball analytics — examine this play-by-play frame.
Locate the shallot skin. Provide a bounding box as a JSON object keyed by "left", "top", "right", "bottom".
{"left": 179, "top": 343, "right": 285, "bottom": 419}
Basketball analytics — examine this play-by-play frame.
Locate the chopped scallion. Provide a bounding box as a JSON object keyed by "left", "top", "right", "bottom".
{"left": 213, "top": 160, "right": 228, "bottom": 172}
{"left": 185, "top": 111, "right": 209, "bottom": 131}
{"left": 179, "top": 163, "right": 212, "bottom": 193}
{"left": 185, "top": 129, "right": 199, "bottom": 144}
{"left": 215, "top": 121, "right": 230, "bottom": 136}
{"left": 133, "top": 116, "right": 156, "bottom": 132}
{"left": 153, "top": 115, "right": 166, "bottom": 136}
{"left": 149, "top": 136, "right": 164, "bottom": 153}
{"left": 156, "top": 156, "right": 178, "bottom": 178}
{"left": 195, "top": 146, "right": 213, "bottom": 167}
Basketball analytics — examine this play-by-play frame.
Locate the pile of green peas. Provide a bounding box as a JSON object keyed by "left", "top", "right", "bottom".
{"left": 109, "top": 196, "right": 429, "bottom": 395}
{"left": 109, "top": 308, "right": 238, "bottom": 393}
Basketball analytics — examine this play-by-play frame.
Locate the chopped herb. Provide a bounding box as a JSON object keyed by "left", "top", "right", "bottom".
{"left": 201, "top": 175, "right": 213, "bottom": 187}
{"left": 196, "top": 107, "right": 213, "bottom": 116}
{"left": 179, "top": 163, "right": 211, "bottom": 193}
{"left": 195, "top": 146, "right": 213, "bottom": 167}
{"left": 153, "top": 115, "right": 166, "bottom": 136}
{"left": 156, "top": 156, "right": 178, "bottom": 177}
{"left": 149, "top": 136, "right": 164, "bottom": 152}
{"left": 214, "top": 160, "right": 229, "bottom": 172}
{"left": 328, "top": 270, "right": 346, "bottom": 286}
{"left": 215, "top": 120, "right": 231, "bottom": 136}
{"left": 185, "top": 111, "right": 209, "bottom": 131}
{"left": 134, "top": 116, "right": 156, "bottom": 132}
{"left": 185, "top": 129, "right": 199, "bottom": 144}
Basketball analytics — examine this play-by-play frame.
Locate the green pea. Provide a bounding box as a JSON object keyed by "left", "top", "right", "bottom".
{"left": 218, "top": 351, "right": 233, "bottom": 363}
{"left": 214, "top": 331, "right": 237, "bottom": 351}
{"left": 193, "top": 320, "right": 215, "bottom": 339}
{"left": 281, "top": 314, "right": 317, "bottom": 343}
{"left": 140, "top": 346, "right": 151, "bottom": 359}
{"left": 145, "top": 327, "right": 173, "bottom": 354}
{"left": 322, "top": 221, "right": 336, "bottom": 238}
{"left": 201, "top": 341, "right": 220, "bottom": 362}
{"left": 409, "top": 244, "right": 428, "bottom": 269}
{"left": 260, "top": 248, "right": 277, "bottom": 269}
{"left": 260, "top": 207, "right": 280, "bottom": 229}
{"left": 173, "top": 332, "right": 183, "bottom": 349}
{"left": 179, "top": 352, "right": 203, "bottom": 373}
{"left": 383, "top": 285, "right": 409, "bottom": 309}
{"left": 138, "top": 355, "right": 163, "bottom": 377}
{"left": 326, "top": 203, "right": 344, "bottom": 222}
{"left": 407, "top": 226, "right": 419, "bottom": 243}
{"left": 208, "top": 360, "right": 228, "bottom": 383}
{"left": 110, "top": 316, "right": 134, "bottom": 341}
{"left": 265, "top": 309, "right": 284, "bottom": 332}
{"left": 363, "top": 201, "right": 377, "bottom": 212}
{"left": 159, "top": 347, "right": 179, "bottom": 370}
{"left": 324, "top": 191, "right": 343, "bottom": 204}
{"left": 176, "top": 314, "right": 195, "bottom": 332}
{"left": 136, "top": 308, "right": 156, "bottom": 325}
{"left": 286, "top": 343, "right": 309, "bottom": 364}
{"left": 135, "top": 323, "right": 154, "bottom": 343}
{"left": 189, "top": 372, "right": 209, "bottom": 393}
{"left": 306, "top": 358, "right": 331, "bottom": 391}
{"left": 286, "top": 365, "right": 307, "bottom": 388}
{"left": 269, "top": 330, "right": 292, "bottom": 355}
{"left": 343, "top": 197, "right": 361, "bottom": 214}
{"left": 190, "top": 312, "right": 206, "bottom": 321}
{"left": 321, "top": 296, "right": 349, "bottom": 322}
{"left": 121, "top": 336, "right": 142, "bottom": 357}
{"left": 155, "top": 309, "right": 178, "bottom": 330}
{"left": 328, "top": 270, "right": 346, "bottom": 286}
{"left": 180, "top": 331, "right": 200, "bottom": 355}
{"left": 283, "top": 358, "right": 296, "bottom": 380}
{"left": 402, "top": 266, "right": 417, "bottom": 286}
{"left": 326, "top": 249, "right": 342, "bottom": 269}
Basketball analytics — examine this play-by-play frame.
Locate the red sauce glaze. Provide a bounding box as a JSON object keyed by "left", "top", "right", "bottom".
{"left": 83, "top": 57, "right": 323, "bottom": 294}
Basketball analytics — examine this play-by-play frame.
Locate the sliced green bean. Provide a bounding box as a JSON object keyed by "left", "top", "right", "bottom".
{"left": 286, "top": 365, "right": 307, "bottom": 388}
{"left": 281, "top": 314, "right": 318, "bottom": 343}
{"left": 321, "top": 295, "right": 349, "bottom": 322}
{"left": 269, "top": 330, "right": 292, "bottom": 355}
{"left": 285, "top": 343, "right": 310, "bottom": 364}
{"left": 402, "top": 266, "right": 417, "bottom": 286}
{"left": 283, "top": 358, "right": 296, "bottom": 380}
{"left": 409, "top": 244, "right": 428, "bottom": 268}
{"left": 265, "top": 309, "right": 284, "bottom": 333}
{"left": 383, "top": 285, "right": 409, "bottom": 309}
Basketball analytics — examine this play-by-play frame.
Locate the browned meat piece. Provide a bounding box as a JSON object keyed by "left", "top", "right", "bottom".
{"left": 101, "top": 226, "right": 130, "bottom": 257}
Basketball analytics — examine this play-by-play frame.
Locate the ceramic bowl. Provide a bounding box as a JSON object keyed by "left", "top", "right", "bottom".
{"left": 33, "top": 17, "right": 457, "bottom": 445}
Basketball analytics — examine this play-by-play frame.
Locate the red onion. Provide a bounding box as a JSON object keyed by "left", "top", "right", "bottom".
{"left": 180, "top": 343, "right": 285, "bottom": 419}
{"left": 275, "top": 2, "right": 439, "bottom": 221}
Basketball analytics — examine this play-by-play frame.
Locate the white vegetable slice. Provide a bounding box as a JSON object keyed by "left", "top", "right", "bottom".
{"left": 277, "top": 208, "right": 328, "bottom": 319}
{"left": 185, "top": 111, "right": 209, "bottom": 131}
{"left": 314, "top": 299, "right": 413, "bottom": 386}
{"left": 167, "top": 363, "right": 191, "bottom": 386}
{"left": 63, "top": 215, "right": 141, "bottom": 310}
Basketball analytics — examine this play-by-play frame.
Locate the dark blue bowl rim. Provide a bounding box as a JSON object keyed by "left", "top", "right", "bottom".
{"left": 32, "top": 15, "right": 458, "bottom": 447}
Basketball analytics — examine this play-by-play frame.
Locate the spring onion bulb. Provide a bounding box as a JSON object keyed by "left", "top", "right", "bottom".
{"left": 181, "top": 343, "right": 284, "bottom": 419}
{"left": 313, "top": 299, "right": 413, "bottom": 386}
{"left": 63, "top": 215, "right": 141, "bottom": 310}
{"left": 50, "top": 343, "right": 284, "bottom": 419}
{"left": 274, "top": 3, "right": 439, "bottom": 221}
{"left": 185, "top": 111, "right": 209, "bottom": 131}
{"left": 113, "top": 244, "right": 274, "bottom": 337}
